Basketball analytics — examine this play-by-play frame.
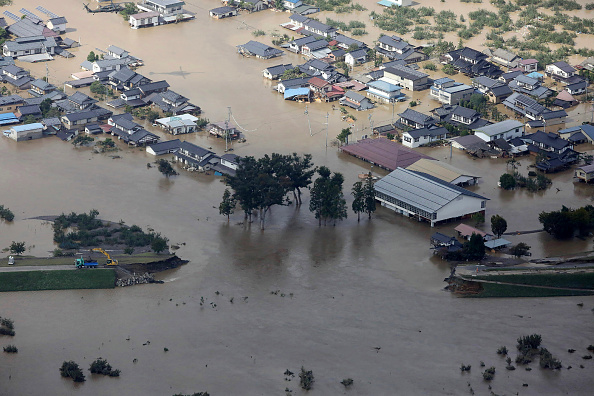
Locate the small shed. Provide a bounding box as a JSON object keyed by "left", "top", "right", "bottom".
{"left": 484, "top": 238, "right": 512, "bottom": 250}
{"left": 6, "top": 123, "right": 44, "bottom": 141}
{"left": 454, "top": 223, "right": 493, "bottom": 241}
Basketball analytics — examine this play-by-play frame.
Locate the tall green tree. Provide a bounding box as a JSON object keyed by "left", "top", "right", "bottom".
{"left": 463, "top": 233, "right": 485, "bottom": 260}
{"left": 351, "top": 181, "right": 364, "bottom": 222}
{"left": 219, "top": 189, "right": 235, "bottom": 221}
{"left": 491, "top": 215, "right": 507, "bottom": 238}
{"left": 337, "top": 128, "right": 352, "bottom": 145}
{"left": 9, "top": 241, "right": 25, "bottom": 255}
{"left": 309, "top": 167, "right": 347, "bottom": 226}
{"left": 271, "top": 153, "right": 315, "bottom": 205}
{"left": 156, "top": 159, "right": 178, "bottom": 178}
{"left": 87, "top": 51, "right": 97, "bottom": 62}
{"left": 224, "top": 155, "right": 286, "bottom": 229}
{"left": 363, "top": 173, "right": 376, "bottom": 219}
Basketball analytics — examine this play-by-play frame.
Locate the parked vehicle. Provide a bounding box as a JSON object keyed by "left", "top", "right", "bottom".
{"left": 74, "top": 257, "right": 98, "bottom": 269}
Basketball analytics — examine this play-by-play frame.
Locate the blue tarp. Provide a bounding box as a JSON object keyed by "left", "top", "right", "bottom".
{"left": 526, "top": 72, "right": 543, "bottom": 79}
{"left": 284, "top": 87, "right": 310, "bottom": 100}
{"left": 0, "top": 113, "right": 19, "bottom": 125}
{"left": 377, "top": 0, "right": 396, "bottom": 6}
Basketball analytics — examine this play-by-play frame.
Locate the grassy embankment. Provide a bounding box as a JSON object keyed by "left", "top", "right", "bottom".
{"left": 0, "top": 253, "right": 175, "bottom": 267}
{"left": 468, "top": 272, "right": 594, "bottom": 298}
{"left": 0, "top": 269, "right": 116, "bottom": 292}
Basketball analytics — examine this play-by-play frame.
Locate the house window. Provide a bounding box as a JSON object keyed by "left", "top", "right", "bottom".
{"left": 403, "top": 136, "right": 411, "bottom": 143}
{"left": 481, "top": 201, "right": 486, "bottom": 208}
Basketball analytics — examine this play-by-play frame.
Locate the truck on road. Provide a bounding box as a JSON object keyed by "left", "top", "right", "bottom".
{"left": 75, "top": 257, "right": 99, "bottom": 269}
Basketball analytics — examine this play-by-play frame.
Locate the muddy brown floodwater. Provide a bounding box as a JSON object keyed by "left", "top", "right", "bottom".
{"left": 1, "top": 0, "right": 594, "bottom": 395}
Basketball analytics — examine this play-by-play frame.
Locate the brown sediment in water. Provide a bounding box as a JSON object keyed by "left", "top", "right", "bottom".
{"left": 0, "top": 0, "right": 593, "bottom": 395}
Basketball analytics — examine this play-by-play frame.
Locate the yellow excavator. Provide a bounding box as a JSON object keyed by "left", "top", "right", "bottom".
{"left": 91, "top": 248, "right": 119, "bottom": 266}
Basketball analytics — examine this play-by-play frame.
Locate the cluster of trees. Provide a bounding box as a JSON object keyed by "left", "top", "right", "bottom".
{"left": 60, "top": 361, "right": 86, "bottom": 382}
{"left": 445, "top": 233, "right": 485, "bottom": 261}
{"left": 89, "top": 358, "right": 120, "bottom": 377}
{"left": 9, "top": 241, "right": 25, "bottom": 255}
{"left": 52, "top": 210, "right": 168, "bottom": 252}
{"left": 0, "top": 316, "right": 15, "bottom": 336}
{"left": 0, "top": 204, "right": 14, "bottom": 222}
{"left": 310, "top": 0, "right": 366, "bottom": 12}
{"left": 120, "top": 3, "right": 138, "bottom": 20}
{"left": 539, "top": 205, "right": 594, "bottom": 239}
{"left": 352, "top": 174, "right": 376, "bottom": 221}
{"left": 221, "top": 154, "right": 377, "bottom": 228}
{"left": 499, "top": 159, "right": 552, "bottom": 192}
{"left": 86, "top": 51, "right": 101, "bottom": 62}
{"left": 157, "top": 159, "right": 178, "bottom": 178}
{"left": 309, "top": 166, "right": 347, "bottom": 226}
{"left": 222, "top": 153, "right": 316, "bottom": 229}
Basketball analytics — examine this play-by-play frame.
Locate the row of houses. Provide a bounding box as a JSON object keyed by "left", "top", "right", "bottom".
{"left": 129, "top": 0, "right": 194, "bottom": 29}
{"left": 146, "top": 139, "right": 240, "bottom": 176}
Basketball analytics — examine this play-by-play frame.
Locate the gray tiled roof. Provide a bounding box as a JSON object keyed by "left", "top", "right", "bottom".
{"left": 384, "top": 64, "right": 428, "bottom": 81}
{"left": 399, "top": 108, "right": 436, "bottom": 125}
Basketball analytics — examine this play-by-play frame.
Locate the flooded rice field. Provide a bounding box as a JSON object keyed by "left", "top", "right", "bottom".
{"left": 1, "top": 0, "right": 594, "bottom": 394}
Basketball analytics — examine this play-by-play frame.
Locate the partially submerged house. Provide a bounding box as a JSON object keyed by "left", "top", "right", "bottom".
{"left": 575, "top": 164, "right": 594, "bottom": 183}
{"left": 263, "top": 64, "right": 294, "bottom": 80}
{"left": 429, "top": 78, "right": 474, "bottom": 105}
{"left": 209, "top": 6, "right": 237, "bottom": 19}
{"left": 545, "top": 61, "right": 576, "bottom": 82}
{"left": 345, "top": 48, "right": 368, "bottom": 67}
{"left": 473, "top": 120, "right": 524, "bottom": 142}
{"left": 373, "top": 167, "right": 488, "bottom": 227}
{"left": 208, "top": 121, "right": 240, "bottom": 140}
{"left": 2, "top": 36, "right": 57, "bottom": 59}
{"left": 443, "top": 47, "right": 502, "bottom": 79}
{"left": 5, "top": 123, "right": 44, "bottom": 142}
{"left": 508, "top": 75, "right": 552, "bottom": 99}
{"left": 485, "top": 48, "right": 520, "bottom": 69}
{"left": 2, "top": 65, "right": 34, "bottom": 90}
{"left": 366, "top": 79, "right": 405, "bottom": 103}
{"left": 61, "top": 108, "right": 113, "bottom": 130}
{"left": 503, "top": 93, "right": 567, "bottom": 125}
{"left": 383, "top": 65, "right": 430, "bottom": 91}
{"left": 289, "top": 14, "right": 337, "bottom": 38}
{"left": 339, "top": 91, "right": 374, "bottom": 111}
{"left": 155, "top": 114, "right": 199, "bottom": 134}
{"left": 401, "top": 126, "right": 448, "bottom": 148}
{"left": 398, "top": 108, "right": 437, "bottom": 129}
{"left": 237, "top": 41, "right": 283, "bottom": 59}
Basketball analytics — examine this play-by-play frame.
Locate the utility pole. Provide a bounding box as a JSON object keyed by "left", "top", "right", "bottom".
{"left": 325, "top": 112, "right": 329, "bottom": 148}
{"left": 368, "top": 113, "right": 374, "bottom": 139}
{"left": 391, "top": 101, "right": 395, "bottom": 124}
{"left": 305, "top": 105, "right": 312, "bottom": 136}
{"left": 225, "top": 106, "right": 231, "bottom": 152}
{"left": 45, "top": 63, "right": 49, "bottom": 83}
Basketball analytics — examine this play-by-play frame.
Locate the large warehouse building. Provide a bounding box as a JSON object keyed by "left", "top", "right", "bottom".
{"left": 374, "top": 167, "right": 488, "bottom": 226}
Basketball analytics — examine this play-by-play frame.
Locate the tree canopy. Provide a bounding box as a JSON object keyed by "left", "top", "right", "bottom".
{"left": 491, "top": 214, "right": 507, "bottom": 238}
{"left": 309, "top": 167, "right": 347, "bottom": 226}
{"left": 223, "top": 153, "right": 314, "bottom": 229}
{"left": 539, "top": 205, "right": 594, "bottom": 239}
{"left": 156, "top": 159, "right": 178, "bottom": 178}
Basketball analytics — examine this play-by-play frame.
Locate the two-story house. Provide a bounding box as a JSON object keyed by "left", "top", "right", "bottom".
{"left": 383, "top": 65, "right": 430, "bottom": 91}
{"left": 545, "top": 61, "right": 576, "bottom": 82}
{"left": 398, "top": 108, "right": 437, "bottom": 129}
{"left": 473, "top": 120, "right": 524, "bottom": 142}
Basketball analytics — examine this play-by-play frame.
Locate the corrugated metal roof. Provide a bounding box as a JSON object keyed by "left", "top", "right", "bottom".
{"left": 406, "top": 158, "right": 479, "bottom": 183}
{"left": 374, "top": 168, "right": 480, "bottom": 213}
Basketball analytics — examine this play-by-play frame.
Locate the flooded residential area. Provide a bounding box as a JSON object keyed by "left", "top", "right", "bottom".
{"left": 1, "top": 0, "right": 594, "bottom": 395}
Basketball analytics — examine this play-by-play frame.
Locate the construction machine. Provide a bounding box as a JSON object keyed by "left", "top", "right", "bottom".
{"left": 91, "top": 248, "right": 119, "bottom": 266}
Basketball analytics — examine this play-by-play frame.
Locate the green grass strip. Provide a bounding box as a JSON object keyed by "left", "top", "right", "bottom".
{"left": 0, "top": 269, "right": 116, "bottom": 292}
{"left": 474, "top": 272, "right": 594, "bottom": 290}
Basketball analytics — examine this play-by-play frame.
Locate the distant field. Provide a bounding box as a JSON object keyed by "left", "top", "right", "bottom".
{"left": 475, "top": 272, "right": 594, "bottom": 289}
{"left": 0, "top": 269, "right": 116, "bottom": 292}
{"left": 470, "top": 283, "right": 594, "bottom": 298}
{"left": 0, "top": 253, "right": 174, "bottom": 267}
{"left": 467, "top": 272, "right": 594, "bottom": 298}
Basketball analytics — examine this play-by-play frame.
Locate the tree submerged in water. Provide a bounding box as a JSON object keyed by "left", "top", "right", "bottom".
{"left": 309, "top": 166, "right": 347, "bottom": 226}
{"left": 60, "top": 361, "right": 85, "bottom": 382}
